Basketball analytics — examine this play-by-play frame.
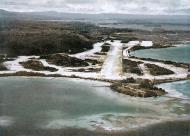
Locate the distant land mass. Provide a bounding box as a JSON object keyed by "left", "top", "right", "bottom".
{"left": 0, "top": 9, "right": 190, "bottom": 26}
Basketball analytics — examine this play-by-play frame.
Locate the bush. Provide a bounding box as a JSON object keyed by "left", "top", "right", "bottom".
{"left": 127, "top": 77, "right": 136, "bottom": 83}
{"left": 101, "top": 44, "right": 110, "bottom": 52}
{"left": 123, "top": 59, "right": 143, "bottom": 75}
{"left": 0, "top": 63, "right": 7, "bottom": 71}
{"left": 41, "top": 53, "right": 89, "bottom": 67}
{"left": 145, "top": 63, "right": 174, "bottom": 76}
{"left": 140, "top": 80, "right": 153, "bottom": 89}
{"left": 121, "top": 37, "right": 138, "bottom": 43}
{"left": 20, "top": 60, "right": 57, "bottom": 72}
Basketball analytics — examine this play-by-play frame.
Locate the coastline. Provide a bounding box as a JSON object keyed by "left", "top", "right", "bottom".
{"left": 0, "top": 40, "right": 189, "bottom": 98}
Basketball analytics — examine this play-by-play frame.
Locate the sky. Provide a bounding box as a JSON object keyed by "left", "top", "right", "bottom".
{"left": 0, "top": 0, "right": 190, "bottom": 15}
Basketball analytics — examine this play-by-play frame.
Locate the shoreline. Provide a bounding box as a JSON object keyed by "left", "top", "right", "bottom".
{"left": 0, "top": 40, "right": 189, "bottom": 98}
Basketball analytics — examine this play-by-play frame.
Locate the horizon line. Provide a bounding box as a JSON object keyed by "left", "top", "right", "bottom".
{"left": 0, "top": 8, "right": 189, "bottom": 16}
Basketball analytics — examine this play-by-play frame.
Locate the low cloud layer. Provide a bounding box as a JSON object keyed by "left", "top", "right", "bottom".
{"left": 0, "top": 0, "right": 190, "bottom": 14}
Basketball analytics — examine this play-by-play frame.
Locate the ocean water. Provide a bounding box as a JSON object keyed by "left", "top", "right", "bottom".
{"left": 0, "top": 77, "right": 190, "bottom": 136}
{"left": 157, "top": 80, "right": 190, "bottom": 99}
{"left": 157, "top": 80, "right": 190, "bottom": 118}
{"left": 131, "top": 44, "right": 190, "bottom": 63}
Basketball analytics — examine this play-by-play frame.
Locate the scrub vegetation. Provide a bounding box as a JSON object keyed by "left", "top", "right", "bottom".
{"left": 123, "top": 59, "right": 143, "bottom": 75}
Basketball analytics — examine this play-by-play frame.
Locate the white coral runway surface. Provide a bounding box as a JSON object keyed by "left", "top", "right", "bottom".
{"left": 100, "top": 40, "right": 123, "bottom": 80}
{"left": 71, "top": 42, "right": 104, "bottom": 60}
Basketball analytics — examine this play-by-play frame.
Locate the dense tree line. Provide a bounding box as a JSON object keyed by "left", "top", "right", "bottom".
{"left": 0, "top": 21, "right": 103, "bottom": 56}
{"left": 2, "top": 32, "right": 93, "bottom": 56}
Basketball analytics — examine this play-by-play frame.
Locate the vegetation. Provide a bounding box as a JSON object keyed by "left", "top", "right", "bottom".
{"left": 0, "top": 71, "right": 46, "bottom": 77}
{"left": 0, "top": 21, "right": 132, "bottom": 56}
{"left": 121, "top": 77, "right": 136, "bottom": 84}
{"left": 40, "top": 53, "right": 89, "bottom": 67}
{"left": 94, "top": 52, "right": 107, "bottom": 55}
{"left": 0, "top": 63, "right": 7, "bottom": 71}
{"left": 3, "top": 32, "right": 93, "bottom": 56}
{"left": 0, "top": 21, "right": 114, "bottom": 56}
{"left": 121, "top": 36, "right": 138, "bottom": 43}
{"left": 84, "top": 59, "right": 103, "bottom": 66}
{"left": 0, "top": 71, "right": 63, "bottom": 77}
{"left": 126, "top": 77, "right": 136, "bottom": 83}
{"left": 130, "top": 44, "right": 173, "bottom": 51}
{"left": 145, "top": 63, "right": 174, "bottom": 76}
{"left": 130, "top": 46, "right": 148, "bottom": 51}
{"left": 101, "top": 43, "right": 111, "bottom": 52}
{"left": 20, "top": 60, "right": 58, "bottom": 72}
{"left": 72, "top": 67, "right": 101, "bottom": 72}
{"left": 110, "top": 33, "right": 138, "bottom": 43}
{"left": 123, "top": 59, "right": 143, "bottom": 75}
{"left": 130, "top": 56, "right": 189, "bottom": 69}
{"left": 111, "top": 79, "right": 166, "bottom": 98}
{"left": 0, "top": 55, "right": 8, "bottom": 71}
{"left": 139, "top": 79, "right": 154, "bottom": 89}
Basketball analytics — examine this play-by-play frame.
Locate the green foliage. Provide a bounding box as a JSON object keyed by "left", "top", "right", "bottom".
{"left": 5, "top": 32, "right": 93, "bottom": 56}
{"left": 0, "top": 21, "right": 105, "bottom": 56}
{"left": 121, "top": 37, "right": 138, "bottom": 43}
{"left": 123, "top": 59, "right": 143, "bottom": 75}
{"left": 146, "top": 63, "right": 174, "bottom": 76}
{"left": 0, "top": 63, "right": 7, "bottom": 71}
{"left": 0, "top": 55, "right": 8, "bottom": 71}
{"left": 140, "top": 80, "right": 153, "bottom": 89}
{"left": 121, "top": 77, "right": 136, "bottom": 83}
{"left": 20, "top": 60, "right": 58, "bottom": 72}
{"left": 41, "top": 54, "right": 89, "bottom": 67}
{"left": 101, "top": 44, "right": 110, "bottom": 52}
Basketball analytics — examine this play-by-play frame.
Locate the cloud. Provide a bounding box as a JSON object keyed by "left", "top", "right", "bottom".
{"left": 0, "top": 0, "right": 189, "bottom": 14}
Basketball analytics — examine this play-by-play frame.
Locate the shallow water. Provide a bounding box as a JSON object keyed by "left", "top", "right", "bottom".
{"left": 157, "top": 80, "right": 190, "bottom": 99}
{"left": 0, "top": 77, "right": 190, "bottom": 135}
{"left": 157, "top": 80, "right": 190, "bottom": 116}
{"left": 131, "top": 44, "right": 190, "bottom": 63}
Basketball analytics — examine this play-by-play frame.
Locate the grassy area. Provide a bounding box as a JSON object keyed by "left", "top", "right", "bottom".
{"left": 20, "top": 60, "right": 58, "bottom": 72}
{"left": 123, "top": 59, "right": 143, "bottom": 75}
{"left": 145, "top": 63, "right": 174, "bottom": 76}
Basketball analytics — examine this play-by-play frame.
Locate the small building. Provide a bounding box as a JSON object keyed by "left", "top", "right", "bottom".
{"left": 140, "top": 41, "right": 153, "bottom": 47}
{"left": 127, "top": 41, "right": 140, "bottom": 47}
